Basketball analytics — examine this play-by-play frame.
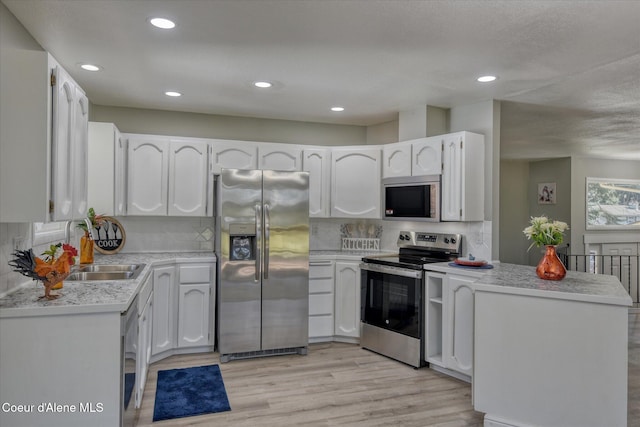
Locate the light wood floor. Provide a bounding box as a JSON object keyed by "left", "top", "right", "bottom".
{"left": 136, "top": 311, "right": 640, "bottom": 427}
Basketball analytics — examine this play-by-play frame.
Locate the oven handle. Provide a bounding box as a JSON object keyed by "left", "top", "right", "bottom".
{"left": 359, "top": 262, "right": 423, "bottom": 279}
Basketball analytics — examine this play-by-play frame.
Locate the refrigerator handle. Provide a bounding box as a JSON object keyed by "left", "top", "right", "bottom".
{"left": 255, "top": 203, "right": 262, "bottom": 282}
{"left": 263, "top": 203, "right": 270, "bottom": 279}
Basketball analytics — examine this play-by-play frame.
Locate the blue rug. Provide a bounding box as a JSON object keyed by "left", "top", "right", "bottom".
{"left": 153, "top": 364, "right": 231, "bottom": 422}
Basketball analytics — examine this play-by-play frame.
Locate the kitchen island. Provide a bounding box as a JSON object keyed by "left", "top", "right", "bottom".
{"left": 0, "top": 252, "right": 215, "bottom": 427}
{"left": 470, "top": 263, "right": 631, "bottom": 427}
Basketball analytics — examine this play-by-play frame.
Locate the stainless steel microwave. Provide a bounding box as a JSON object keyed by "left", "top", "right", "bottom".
{"left": 382, "top": 175, "right": 440, "bottom": 221}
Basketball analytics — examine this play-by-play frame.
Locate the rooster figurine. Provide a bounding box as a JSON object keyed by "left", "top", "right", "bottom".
{"left": 9, "top": 244, "right": 77, "bottom": 300}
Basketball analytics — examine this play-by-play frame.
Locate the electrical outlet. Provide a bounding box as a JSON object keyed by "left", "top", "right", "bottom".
{"left": 13, "top": 237, "right": 24, "bottom": 250}
{"left": 311, "top": 224, "right": 318, "bottom": 236}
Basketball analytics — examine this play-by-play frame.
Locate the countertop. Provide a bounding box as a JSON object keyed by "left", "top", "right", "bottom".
{"left": 0, "top": 252, "right": 216, "bottom": 318}
{"left": 472, "top": 262, "right": 632, "bottom": 306}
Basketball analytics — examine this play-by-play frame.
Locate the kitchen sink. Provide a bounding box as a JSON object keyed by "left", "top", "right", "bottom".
{"left": 67, "top": 264, "right": 145, "bottom": 281}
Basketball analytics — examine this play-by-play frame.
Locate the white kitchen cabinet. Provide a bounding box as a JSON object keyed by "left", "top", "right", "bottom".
{"left": 425, "top": 270, "right": 476, "bottom": 381}
{"left": 210, "top": 139, "right": 258, "bottom": 173}
{"left": 443, "top": 274, "right": 475, "bottom": 377}
{"left": 127, "top": 135, "right": 170, "bottom": 216}
{"left": 136, "top": 273, "right": 153, "bottom": 409}
{"left": 334, "top": 260, "right": 361, "bottom": 339}
{"left": 1, "top": 51, "right": 89, "bottom": 222}
{"left": 168, "top": 139, "right": 210, "bottom": 216}
{"left": 382, "top": 137, "right": 441, "bottom": 178}
{"left": 412, "top": 136, "right": 442, "bottom": 176}
{"left": 152, "top": 265, "right": 176, "bottom": 356}
{"left": 330, "top": 146, "right": 382, "bottom": 218}
{"left": 382, "top": 141, "right": 412, "bottom": 178}
{"left": 303, "top": 148, "right": 331, "bottom": 217}
{"left": 127, "top": 135, "right": 211, "bottom": 216}
{"left": 441, "top": 131, "right": 484, "bottom": 221}
{"left": 88, "top": 122, "right": 127, "bottom": 216}
{"left": 177, "top": 263, "right": 213, "bottom": 348}
{"left": 258, "top": 143, "right": 302, "bottom": 171}
{"left": 309, "top": 258, "right": 335, "bottom": 341}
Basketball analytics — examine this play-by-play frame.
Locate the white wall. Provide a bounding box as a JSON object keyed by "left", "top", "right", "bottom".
{"left": 499, "top": 160, "right": 530, "bottom": 265}
{"left": 90, "top": 104, "right": 368, "bottom": 146}
{"left": 450, "top": 100, "right": 500, "bottom": 259}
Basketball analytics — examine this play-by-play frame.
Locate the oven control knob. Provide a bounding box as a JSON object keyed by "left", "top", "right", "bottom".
{"left": 451, "top": 238, "right": 456, "bottom": 244}
{"left": 444, "top": 237, "right": 450, "bottom": 243}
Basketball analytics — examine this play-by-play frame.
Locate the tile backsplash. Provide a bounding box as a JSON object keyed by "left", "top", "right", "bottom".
{"left": 2, "top": 216, "right": 490, "bottom": 296}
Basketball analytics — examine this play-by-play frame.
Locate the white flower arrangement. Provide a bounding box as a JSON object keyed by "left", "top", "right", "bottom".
{"left": 523, "top": 216, "right": 569, "bottom": 250}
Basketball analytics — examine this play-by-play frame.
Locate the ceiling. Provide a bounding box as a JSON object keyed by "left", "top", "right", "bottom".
{"left": 3, "top": 0, "right": 640, "bottom": 160}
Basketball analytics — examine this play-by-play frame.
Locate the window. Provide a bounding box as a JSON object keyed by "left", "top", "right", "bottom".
{"left": 586, "top": 177, "right": 640, "bottom": 229}
{"left": 33, "top": 221, "right": 68, "bottom": 246}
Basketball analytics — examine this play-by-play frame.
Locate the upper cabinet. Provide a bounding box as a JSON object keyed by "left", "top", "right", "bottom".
{"left": 88, "top": 122, "right": 126, "bottom": 216}
{"left": 127, "top": 135, "right": 212, "bottom": 216}
{"left": 0, "top": 52, "right": 89, "bottom": 222}
{"left": 258, "top": 143, "right": 302, "bottom": 171}
{"left": 303, "top": 148, "right": 331, "bottom": 217}
{"left": 168, "top": 139, "right": 210, "bottom": 216}
{"left": 331, "top": 146, "right": 381, "bottom": 219}
{"left": 210, "top": 139, "right": 257, "bottom": 174}
{"left": 382, "top": 137, "right": 441, "bottom": 178}
{"left": 441, "top": 131, "right": 484, "bottom": 222}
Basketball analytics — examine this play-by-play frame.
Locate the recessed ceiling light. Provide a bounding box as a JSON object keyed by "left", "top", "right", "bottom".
{"left": 150, "top": 17, "right": 176, "bottom": 29}
{"left": 254, "top": 81, "right": 273, "bottom": 88}
{"left": 80, "top": 64, "right": 101, "bottom": 71}
{"left": 165, "top": 91, "right": 182, "bottom": 97}
{"left": 330, "top": 106, "right": 345, "bottom": 112}
{"left": 477, "top": 75, "right": 497, "bottom": 83}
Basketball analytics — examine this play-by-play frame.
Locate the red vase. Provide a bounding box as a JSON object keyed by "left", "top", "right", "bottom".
{"left": 536, "top": 245, "right": 566, "bottom": 281}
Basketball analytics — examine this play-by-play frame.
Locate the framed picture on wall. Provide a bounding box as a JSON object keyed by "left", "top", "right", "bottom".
{"left": 538, "top": 182, "right": 556, "bottom": 204}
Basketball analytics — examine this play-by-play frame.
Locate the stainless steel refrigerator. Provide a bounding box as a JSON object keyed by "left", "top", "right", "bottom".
{"left": 215, "top": 168, "right": 309, "bottom": 362}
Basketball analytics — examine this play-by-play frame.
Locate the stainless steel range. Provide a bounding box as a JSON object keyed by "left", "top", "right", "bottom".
{"left": 360, "top": 231, "right": 461, "bottom": 368}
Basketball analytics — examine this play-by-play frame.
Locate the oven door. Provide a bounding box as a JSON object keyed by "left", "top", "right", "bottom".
{"left": 360, "top": 263, "right": 423, "bottom": 339}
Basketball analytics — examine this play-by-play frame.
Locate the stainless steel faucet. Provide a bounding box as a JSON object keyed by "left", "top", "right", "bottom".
{"left": 64, "top": 220, "right": 73, "bottom": 244}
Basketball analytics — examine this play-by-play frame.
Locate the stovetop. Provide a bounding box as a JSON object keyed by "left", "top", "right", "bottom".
{"left": 361, "top": 231, "right": 462, "bottom": 270}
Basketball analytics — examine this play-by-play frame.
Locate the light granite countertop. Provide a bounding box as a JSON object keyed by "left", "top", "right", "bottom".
{"left": 472, "top": 262, "right": 632, "bottom": 306}
{"left": 0, "top": 251, "right": 216, "bottom": 318}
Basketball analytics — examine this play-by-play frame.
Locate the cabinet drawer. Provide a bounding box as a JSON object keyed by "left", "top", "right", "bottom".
{"left": 309, "top": 262, "right": 334, "bottom": 279}
{"left": 309, "top": 294, "right": 333, "bottom": 315}
{"left": 309, "top": 315, "right": 334, "bottom": 338}
{"left": 179, "top": 264, "right": 211, "bottom": 284}
{"left": 309, "top": 277, "right": 333, "bottom": 293}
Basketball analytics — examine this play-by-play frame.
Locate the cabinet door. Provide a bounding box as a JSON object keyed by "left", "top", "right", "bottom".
{"left": 50, "top": 65, "right": 76, "bottom": 221}
{"left": 168, "top": 141, "right": 209, "bottom": 216}
{"left": 303, "top": 148, "right": 331, "bottom": 217}
{"left": 412, "top": 137, "right": 441, "bottom": 176}
{"left": 258, "top": 144, "right": 302, "bottom": 171}
{"left": 330, "top": 147, "right": 382, "bottom": 218}
{"left": 382, "top": 141, "right": 411, "bottom": 178}
{"left": 114, "top": 129, "right": 127, "bottom": 216}
{"left": 177, "top": 284, "right": 210, "bottom": 347}
{"left": 210, "top": 140, "right": 257, "bottom": 174}
{"left": 443, "top": 275, "right": 475, "bottom": 377}
{"left": 127, "top": 137, "right": 169, "bottom": 215}
{"left": 71, "top": 88, "right": 89, "bottom": 219}
{"left": 136, "top": 293, "right": 151, "bottom": 408}
{"left": 441, "top": 134, "right": 463, "bottom": 221}
{"left": 334, "top": 261, "right": 360, "bottom": 338}
{"left": 152, "top": 265, "right": 175, "bottom": 355}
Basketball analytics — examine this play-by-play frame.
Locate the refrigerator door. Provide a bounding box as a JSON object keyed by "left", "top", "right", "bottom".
{"left": 261, "top": 170, "right": 310, "bottom": 350}
{"left": 218, "top": 169, "right": 263, "bottom": 354}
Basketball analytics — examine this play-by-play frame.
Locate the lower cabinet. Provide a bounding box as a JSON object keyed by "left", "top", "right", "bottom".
{"left": 308, "top": 258, "right": 335, "bottom": 341}
{"left": 425, "top": 271, "right": 476, "bottom": 381}
{"left": 136, "top": 273, "right": 153, "bottom": 408}
{"left": 334, "top": 260, "right": 361, "bottom": 340}
{"left": 151, "top": 265, "right": 176, "bottom": 356}
{"left": 177, "top": 264, "right": 212, "bottom": 347}
{"left": 151, "top": 261, "right": 215, "bottom": 360}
